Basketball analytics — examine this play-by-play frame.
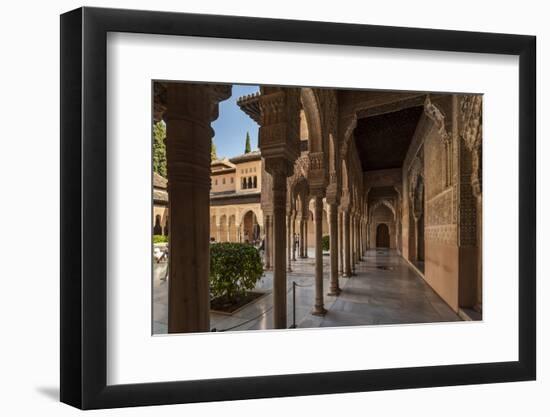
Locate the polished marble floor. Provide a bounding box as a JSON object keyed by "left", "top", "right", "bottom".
{"left": 152, "top": 248, "right": 460, "bottom": 334}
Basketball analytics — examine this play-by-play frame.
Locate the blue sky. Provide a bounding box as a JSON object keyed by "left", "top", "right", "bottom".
{"left": 211, "top": 84, "right": 260, "bottom": 159}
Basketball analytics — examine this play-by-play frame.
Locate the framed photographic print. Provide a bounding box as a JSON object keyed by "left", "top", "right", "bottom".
{"left": 60, "top": 6, "right": 536, "bottom": 410}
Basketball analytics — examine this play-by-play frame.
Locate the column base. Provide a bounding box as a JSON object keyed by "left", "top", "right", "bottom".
{"left": 287, "top": 267, "right": 292, "bottom": 272}
{"left": 311, "top": 307, "right": 327, "bottom": 316}
{"left": 327, "top": 288, "right": 341, "bottom": 296}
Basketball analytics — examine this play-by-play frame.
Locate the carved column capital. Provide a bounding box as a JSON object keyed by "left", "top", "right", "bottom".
{"left": 265, "top": 156, "right": 292, "bottom": 178}
{"left": 166, "top": 83, "right": 231, "bottom": 124}
{"left": 165, "top": 83, "right": 231, "bottom": 191}
{"left": 307, "top": 151, "right": 328, "bottom": 191}
{"left": 424, "top": 95, "right": 451, "bottom": 143}
{"left": 258, "top": 88, "right": 301, "bottom": 164}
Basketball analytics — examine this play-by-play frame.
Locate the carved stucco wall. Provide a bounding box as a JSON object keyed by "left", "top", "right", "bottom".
{"left": 401, "top": 96, "right": 463, "bottom": 311}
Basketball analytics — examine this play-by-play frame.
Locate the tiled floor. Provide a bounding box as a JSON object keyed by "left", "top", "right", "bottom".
{"left": 152, "top": 248, "right": 460, "bottom": 334}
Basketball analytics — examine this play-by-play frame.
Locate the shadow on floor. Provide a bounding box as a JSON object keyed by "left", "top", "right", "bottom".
{"left": 35, "top": 386, "right": 59, "bottom": 401}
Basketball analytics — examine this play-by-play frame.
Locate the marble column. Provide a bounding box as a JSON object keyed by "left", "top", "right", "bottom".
{"left": 349, "top": 214, "right": 357, "bottom": 275}
{"left": 328, "top": 203, "right": 341, "bottom": 295}
{"left": 265, "top": 215, "right": 272, "bottom": 270}
{"left": 343, "top": 210, "right": 352, "bottom": 277}
{"left": 286, "top": 214, "right": 292, "bottom": 272}
{"left": 357, "top": 219, "right": 362, "bottom": 261}
{"left": 258, "top": 87, "right": 301, "bottom": 329}
{"left": 359, "top": 221, "right": 364, "bottom": 256}
{"left": 363, "top": 220, "right": 366, "bottom": 253}
{"left": 363, "top": 221, "right": 369, "bottom": 253}
{"left": 367, "top": 222, "right": 372, "bottom": 249}
{"left": 271, "top": 170, "right": 288, "bottom": 329}
{"left": 166, "top": 83, "right": 229, "bottom": 334}
{"left": 338, "top": 210, "right": 343, "bottom": 275}
{"left": 270, "top": 214, "right": 275, "bottom": 268}
{"left": 304, "top": 216, "right": 309, "bottom": 258}
{"left": 312, "top": 196, "right": 327, "bottom": 315}
{"left": 291, "top": 212, "right": 297, "bottom": 261}
{"left": 358, "top": 218, "right": 363, "bottom": 260}
{"left": 355, "top": 216, "right": 359, "bottom": 259}
{"left": 366, "top": 221, "right": 369, "bottom": 251}
{"left": 299, "top": 218, "right": 305, "bottom": 258}
{"left": 366, "top": 222, "right": 369, "bottom": 250}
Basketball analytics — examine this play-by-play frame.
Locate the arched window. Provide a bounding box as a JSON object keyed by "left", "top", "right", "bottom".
{"left": 163, "top": 216, "right": 169, "bottom": 236}
{"left": 247, "top": 177, "right": 252, "bottom": 188}
{"left": 253, "top": 176, "right": 257, "bottom": 188}
{"left": 242, "top": 177, "right": 247, "bottom": 189}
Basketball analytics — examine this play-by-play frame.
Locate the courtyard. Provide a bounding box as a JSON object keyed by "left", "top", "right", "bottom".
{"left": 153, "top": 248, "right": 460, "bottom": 334}
{"left": 152, "top": 83, "right": 482, "bottom": 333}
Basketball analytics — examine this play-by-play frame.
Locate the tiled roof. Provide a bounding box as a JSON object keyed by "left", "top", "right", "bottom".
{"left": 153, "top": 172, "right": 167, "bottom": 189}
{"left": 211, "top": 158, "right": 236, "bottom": 169}
{"left": 153, "top": 189, "right": 168, "bottom": 204}
{"left": 229, "top": 150, "right": 261, "bottom": 164}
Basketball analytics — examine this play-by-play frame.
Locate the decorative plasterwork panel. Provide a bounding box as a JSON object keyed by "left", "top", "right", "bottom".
{"left": 426, "top": 190, "right": 454, "bottom": 226}
{"left": 425, "top": 225, "right": 457, "bottom": 244}
{"left": 370, "top": 199, "right": 396, "bottom": 220}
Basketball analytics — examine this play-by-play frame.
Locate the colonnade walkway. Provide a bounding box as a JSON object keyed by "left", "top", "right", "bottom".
{"left": 153, "top": 249, "right": 460, "bottom": 334}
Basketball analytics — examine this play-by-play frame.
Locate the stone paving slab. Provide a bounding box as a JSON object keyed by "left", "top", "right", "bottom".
{"left": 152, "top": 248, "right": 461, "bottom": 335}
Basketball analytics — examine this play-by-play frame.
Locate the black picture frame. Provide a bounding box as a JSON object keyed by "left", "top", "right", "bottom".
{"left": 60, "top": 6, "right": 536, "bottom": 410}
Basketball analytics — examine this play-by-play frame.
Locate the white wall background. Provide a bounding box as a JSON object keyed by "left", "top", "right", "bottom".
{"left": 0, "top": 0, "right": 546, "bottom": 415}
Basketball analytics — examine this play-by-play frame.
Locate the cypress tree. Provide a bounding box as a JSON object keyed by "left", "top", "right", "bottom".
{"left": 153, "top": 121, "right": 167, "bottom": 177}
{"left": 211, "top": 138, "right": 218, "bottom": 160}
{"left": 244, "top": 131, "right": 251, "bottom": 154}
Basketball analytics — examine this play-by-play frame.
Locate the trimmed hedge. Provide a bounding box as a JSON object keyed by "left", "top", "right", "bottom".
{"left": 210, "top": 242, "right": 263, "bottom": 302}
{"left": 322, "top": 235, "right": 330, "bottom": 251}
{"left": 153, "top": 234, "right": 168, "bottom": 244}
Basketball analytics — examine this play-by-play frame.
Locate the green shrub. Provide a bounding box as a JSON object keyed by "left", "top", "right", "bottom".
{"left": 322, "top": 235, "right": 330, "bottom": 251}
{"left": 210, "top": 242, "right": 264, "bottom": 302}
{"left": 153, "top": 234, "right": 168, "bottom": 244}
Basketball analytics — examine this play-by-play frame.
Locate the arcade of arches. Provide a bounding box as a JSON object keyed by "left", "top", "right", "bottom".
{"left": 153, "top": 82, "right": 482, "bottom": 333}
